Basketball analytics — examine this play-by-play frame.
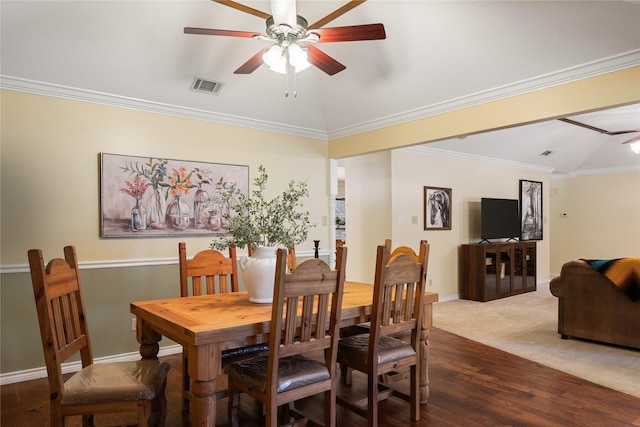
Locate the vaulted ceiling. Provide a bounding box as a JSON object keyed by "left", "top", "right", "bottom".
{"left": 2, "top": 1, "right": 639, "bottom": 174}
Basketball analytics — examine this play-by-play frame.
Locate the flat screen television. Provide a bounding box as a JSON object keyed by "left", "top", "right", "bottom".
{"left": 480, "top": 198, "right": 520, "bottom": 242}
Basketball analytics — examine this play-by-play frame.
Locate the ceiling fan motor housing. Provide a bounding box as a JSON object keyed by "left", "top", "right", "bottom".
{"left": 265, "top": 15, "right": 309, "bottom": 42}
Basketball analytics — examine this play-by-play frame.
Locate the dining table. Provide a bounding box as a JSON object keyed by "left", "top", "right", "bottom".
{"left": 130, "top": 281, "right": 439, "bottom": 427}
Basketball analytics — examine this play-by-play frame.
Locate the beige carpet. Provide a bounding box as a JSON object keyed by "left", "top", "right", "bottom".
{"left": 432, "top": 284, "right": 640, "bottom": 398}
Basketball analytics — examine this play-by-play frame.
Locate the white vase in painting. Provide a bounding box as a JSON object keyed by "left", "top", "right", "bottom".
{"left": 239, "top": 246, "right": 277, "bottom": 303}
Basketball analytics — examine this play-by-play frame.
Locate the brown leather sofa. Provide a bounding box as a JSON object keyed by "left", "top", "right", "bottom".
{"left": 550, "top": 259, "right": 640, "bottom": 349}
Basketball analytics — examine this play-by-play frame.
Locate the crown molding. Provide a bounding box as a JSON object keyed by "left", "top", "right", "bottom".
{"left": 550, "top": 164, "right": 640, "bottom": 180}
{"left": 327, "top": 50, "right": 640, "bottom": 139}
{"left": 401, "top": 146, "right": 555, "bottom": 174}
{"left": 405, "top": 145, "right": 640, "bottom": 177}
{"left": 2, "top": 49, "right": 638, "bottom": 142}
{"left": 0, "top": 76, "right": 328, "bottom": 141}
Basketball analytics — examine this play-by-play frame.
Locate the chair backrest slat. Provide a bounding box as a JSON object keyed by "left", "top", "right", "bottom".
{"left": 267, "top": 247, "right": 347, "bottom": 389}
{"left": 28, "top": 246, "right": 94, "bottom": 400}
{"left": 315, "top": 293, "right": 330, "bottom": 338}
{"left": 179, "top": 242, "right": 238, "bottom": 296}
{"left": 369, "top": 241, "right": 429, "bottom": 356}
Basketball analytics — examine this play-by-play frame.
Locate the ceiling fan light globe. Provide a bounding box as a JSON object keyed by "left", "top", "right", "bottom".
{"left": 268, "top": 60, "right": 310, "bottom": 74}
{"left": 294, "top": 61, "right": 311, "bottom": 73}
{"left": 630, "top": 141, "right": 640, "bottom": 154}
{"left": 268, "top": 64, "right": 287, "bottom": 74}
{"left": 288, "top": 43, "right": 308, "bottom": 68}
{"left": 263, "top": 44, "right": 285, "bottom": 69}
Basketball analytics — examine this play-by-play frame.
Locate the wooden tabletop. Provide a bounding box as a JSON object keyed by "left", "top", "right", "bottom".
{"left": 131, "top": 281, "right": 439, "bottom": 349}
{"left": 131, "top": 281, "right": 438, "bottom": 425}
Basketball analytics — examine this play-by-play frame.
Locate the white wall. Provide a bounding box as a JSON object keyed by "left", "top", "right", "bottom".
{"left": 549, "top": 171, "right": 640, "bottom": 273}
{"left": 344, "top": 151, "right": 392, "bottom": 283}
{"left": 343, "top": 148, "right": 551, "bottom": 301}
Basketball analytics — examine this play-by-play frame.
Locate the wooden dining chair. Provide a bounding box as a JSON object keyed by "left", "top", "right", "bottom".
{"left": 178, "top": 242, "right": 269, "bottom": 411}
{"left": 225, "top": 246, "right": 348, "bottom": 427}
{"left": 28, "top": 246, "right": 170, "bottom": 427}
{"left": 339, "top": 238, "right": 416, "bottom": 385}
{"left": 336, "top": 240, "right": 429, "bottom": 427}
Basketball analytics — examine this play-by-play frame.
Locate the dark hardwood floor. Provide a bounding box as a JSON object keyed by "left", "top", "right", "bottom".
{"left": 2, "top": 328, "right": 639, "bottom": 426}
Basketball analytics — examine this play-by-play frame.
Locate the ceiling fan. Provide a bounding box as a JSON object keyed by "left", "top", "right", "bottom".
{"left": 184, "top": 0, "right": 386, "bottom": 77}
{"left": 558, "top": 117, "right": 640, "bottom": 146}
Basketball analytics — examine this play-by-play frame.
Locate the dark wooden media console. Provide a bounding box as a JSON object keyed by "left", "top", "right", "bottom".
{"left": 460, "top": 241, "right": 536, "bottom": 301}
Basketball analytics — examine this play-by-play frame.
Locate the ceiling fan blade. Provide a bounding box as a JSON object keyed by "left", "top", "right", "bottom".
{"left": 270, "top": 0, "right": 297, "bottom": 28}
{"left": 212, "top": 0, "right": 270, "bottom": 20}
{"left": 606, "top": 129, "right": 640, "bottom": 136}
{"left": 558, "top": 118, "right": 609, "bottom": 134}
{"left": 184, "top": 27, "right": 262, "bottom": 38}
{"left": 622, "top": 134, "right": 640, "bottom": 144}
{"left": 559, "top": 118, "right": 640, "bottom": 136}
{"left": 234, "top": 48, "right": 269, "bottom": 74}
{"left": 309, "top": 0, "right": 367, "bottom": 29}
{"left": 312, "top": 23, "right": 386, "bottom": 43}
{"left": 306, "top": 45, "right": 346, "bottom": 76}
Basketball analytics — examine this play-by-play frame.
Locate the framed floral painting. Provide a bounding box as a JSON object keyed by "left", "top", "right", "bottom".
{"left": 100, "top": 153, "right": 248, "bottom": 237}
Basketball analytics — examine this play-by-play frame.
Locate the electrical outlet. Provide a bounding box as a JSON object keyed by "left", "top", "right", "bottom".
{"left": 322, "top": 216, "right": 327, "bottom": 226}
{"left": 131, "top": 317, "right": 136, "bottom": 331}
{"left": 411, "top": 216, "right": 418, "bottom": 225}
{"left": 429, "top": 279, "right": 433, "bottom": 287}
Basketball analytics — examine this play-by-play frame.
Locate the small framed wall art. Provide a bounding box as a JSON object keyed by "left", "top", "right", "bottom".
{"left": 424, "top": 186, "right": 452, "bottom": 230}
{"left": 519, "top": 179, "right": 543, "bottom": 240}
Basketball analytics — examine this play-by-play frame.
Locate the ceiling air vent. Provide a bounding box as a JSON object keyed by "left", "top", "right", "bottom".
{"left": 190, "top": 77, "right": 224, "bottom": 95}
{"left": 540, "top": 150, "right": 553, "bottom": 156}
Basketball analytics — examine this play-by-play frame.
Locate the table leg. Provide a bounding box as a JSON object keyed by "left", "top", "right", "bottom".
{"left": 419, "top": 303, "right": 433, "bottom": 404}
{"left": 137, "top": 318, "right": 161, "bottom": 360}
{"left": 188, "top": 343, "right": 221, "bottom": 427}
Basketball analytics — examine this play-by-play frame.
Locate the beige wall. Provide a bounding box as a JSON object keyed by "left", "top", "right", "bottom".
{"left": 343, "top": 151, "right": 392, "bottom": 283}
{"left": 549, "top": 171, "right": 640, "bottom": 273}
{"left": 391, "top": 149, "right": 550, "bottom": 300}
{"left": 328, "top": 66, "right": 640, "bottom": 158}
{"left": 343, "top": 147, "right": 551, "bottom": 300}
{"left": 2, "top": 70, "right": 640, "bottom": 377}
{"left": 0, "top": 90, "right": 332, "bottom": 375}
{"left": 1, "top": 90, "right": 331, "bottom": 265}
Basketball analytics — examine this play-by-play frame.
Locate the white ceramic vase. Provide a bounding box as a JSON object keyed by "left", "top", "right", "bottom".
{"left": 239, "top": 246, "right": 277, "bottom": 303}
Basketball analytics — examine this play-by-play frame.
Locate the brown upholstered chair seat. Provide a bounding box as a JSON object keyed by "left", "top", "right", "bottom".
{"left": 28, "top": 246, "right": 170, "bottom": 426}
{"left": 178, "top": 242, "right": 269, "bottom": 411}
{"left": 225, "top": 354, "right": 330, "bottom": 394}
{"left": 338, "top": 334, "right": 416, "bottom": 367}
{"left": 336, "top": 240, "right": 429, "bottom": 426}
{"left": 221, "top": 344, "right": 270, "bottom": 366}
{"left": 227, "top": 248, "right": 348, "bottom": 427}
{"left": 61, "top": 360, "right": 170, "bottom": 405}
{"left": 340, "top": 324, "right": 370, "bottom": 338}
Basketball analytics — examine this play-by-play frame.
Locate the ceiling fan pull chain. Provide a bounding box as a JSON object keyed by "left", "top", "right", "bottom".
{"left": 292, "top": 64, "right": 298, "bottom": 98}
{"left": 284, "top": 50, "right": 297, "bottom": 98}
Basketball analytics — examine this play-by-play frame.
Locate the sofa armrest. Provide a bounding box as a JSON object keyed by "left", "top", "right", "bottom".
{"left": 550, "top": 260, "right": 591, "bottom": 297}
{"left": 548, "top": 258, "right": 640, "bottom": 349}
{"left": 549, "top": 276, "right": 566, "bottom": 297}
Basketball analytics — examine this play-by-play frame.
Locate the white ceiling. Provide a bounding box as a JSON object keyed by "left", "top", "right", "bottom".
{"left": 2, "top": 1, "right": 639, "bottom": 175}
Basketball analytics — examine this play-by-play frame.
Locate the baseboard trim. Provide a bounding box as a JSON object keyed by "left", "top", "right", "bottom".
{"left": 2, "top": 280, "right": 552, "bottom": 385}
{"left": 0, "top": 345, "right": 183, "bottom": 386}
